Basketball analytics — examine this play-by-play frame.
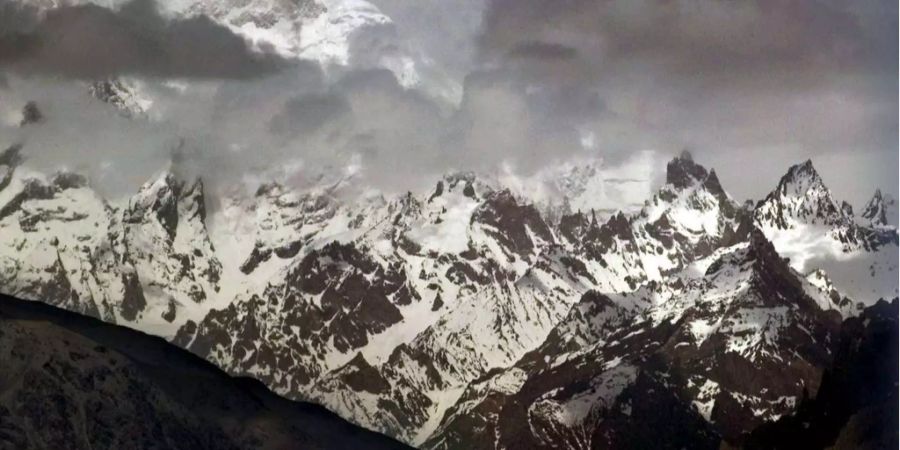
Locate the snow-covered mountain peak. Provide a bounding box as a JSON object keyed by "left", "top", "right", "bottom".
{"left": 641, "top": 154, "right": 741, "bottom": 227}
{"left": 127, "top": 170, "right": 195, "bottom": 236}
{"left": 665, "top": 150, "right": 709, "bottom": 189}
{"left": 754, "top": 159, "right": 845, "bottom": 230}
{"left": 752, "top": 160, "right": 898, "bottom": 308}
{"left": 775, "top": 159, "right": 828, "bottom": 198}
{"left": 861, "top": 188, "right": 896, "bottom": 227}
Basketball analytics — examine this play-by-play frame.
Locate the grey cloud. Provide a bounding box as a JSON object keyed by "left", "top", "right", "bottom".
{"left": 0, "top": 0, "right": 894, "bottom": 209}
{"left": 470, "top": 0, "right": 897, "bottom": 202}
{"left": 269, "top": 93, "right": 351, "bottom": 138}
{"left": 479, "top": 0, "right": 895, "bottom": 79}
{"left": 508, "top": 41, "right": 578, "bottom": 61}
{"left": 0, "top": 0, "right": 291, "bottom": 79}
{"left": 368, "top": 0, "right": 485, "bottom": 82}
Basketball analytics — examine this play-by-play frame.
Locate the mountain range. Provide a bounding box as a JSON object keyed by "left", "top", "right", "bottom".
{"left": 2, "top": 133, "right": 897, "bottom": 448}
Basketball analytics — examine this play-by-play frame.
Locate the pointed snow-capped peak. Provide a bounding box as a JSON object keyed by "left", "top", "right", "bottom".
{"left": 666, "top": 150, "right": 708, "bottom": 189}
{"left": 774, "top": 159, "right": 827, "bottom": 198}
{"left": 861, "top": 189, "right": 896, "bottom": 227}
{"left": 136, "top": 169, "right": 181, "bottom": 199}
{"left": 754, "top": 159, "right": 845, "bottom": 230}
{"left": 127, "top": 169, "right": 209, "bottom": 241}
{"left": 128, "top": 171, "right": 181, "bottom": 231}
{"left": 639, "top": 154, "right": 741, "bottom": 235}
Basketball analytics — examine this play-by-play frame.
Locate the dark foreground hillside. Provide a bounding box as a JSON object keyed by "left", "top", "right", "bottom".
{"left": 0, "top": 293, "right": 410, "bottom": 450}
{"left": 743, "top": 299, "right": 898, "bottom": 450}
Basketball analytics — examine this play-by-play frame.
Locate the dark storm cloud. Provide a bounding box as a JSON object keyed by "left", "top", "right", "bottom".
{"left": 479, "top": 0, "right": 896, "bottom": 81}
{"left": 0, "top": 0, "right": 290, "bottom": 79}
{"left": 472, "top": 0, "right": 898, "bottom": 203}
{"left": 0, "top": 0, "right": 894, "bottom": 207}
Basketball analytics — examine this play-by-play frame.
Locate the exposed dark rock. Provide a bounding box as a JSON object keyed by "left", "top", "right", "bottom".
{"left": 840, "top": 201, "right": 854, "bottom": 217}
{"left": 0, "top": 179, "right": 55, "bottom": 222}
{"left": 273, "top": 240, "right": 303, "bottom": 259}
{"left": 593, "top": 369, "right": 721, "bottom": 450}
{"left": 119, "top": 271, "right": 146, "bottom": 322}
{"left": 20, "top": 101, "right": 43, "bottom": 126}
{"left": 162, "top": 298, "right": 177, "bottom": 323}
{"left": 558, "top": 211, "right": 590, "bottom": 245}
{"left": 462, "top": 182, "right": 476, "bottom": 198}
{"left": 0, "top": 144, "right": 23, "bottom": 168}
{"left": 239, "top": 243, "right": 272, "bottom": 274}
{"left": 666, "top": 150, "right": 708, "bottom": 189}
{"left": 474, "top": 190, "right": 554, "bottom": 257}
{"left": 744, "top": 299, "right": 899, "bottom": 450}
{"left": 0, "top": 293, "right": 410, "bottom": 450}
{"left": 431, "top": 294, "right": 444, "bottom": 311}
{"left": 51, "top": 172, "right": 88, "bottom": 190}
{"left": 861, "top": 189, "right": 892, "bottom": 226}
{"left": 88, "top": 79, "right": 146, "bottom": 118}
{"left": 428, "top": 181, "right": 444, "bottom": 202}
{"left": 337, "top": 354, "right": 392, "bottom": 395}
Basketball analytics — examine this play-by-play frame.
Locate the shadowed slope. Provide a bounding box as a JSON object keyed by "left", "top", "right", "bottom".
{"left": 0, "top": 293, "right": 410, "bottom": 450}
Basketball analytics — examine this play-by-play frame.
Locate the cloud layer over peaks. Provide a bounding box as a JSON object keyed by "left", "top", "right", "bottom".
{"left": 0, "top": 0, "right": 896, "bottom": 208}
{"left": 0, "top": 0, "right": 289, "bottom": 79}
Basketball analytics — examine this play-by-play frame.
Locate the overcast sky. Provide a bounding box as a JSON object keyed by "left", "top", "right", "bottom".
{"left": 0, "top": 0, "right": 896, "bottom": 209}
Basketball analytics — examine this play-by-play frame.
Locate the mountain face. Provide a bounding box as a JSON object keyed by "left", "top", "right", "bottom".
{"left": 0, "top": 145, "right": 222, "bottom": 338}
{"left": 744, "top": 299, "right": 898, "bottom": 450}
{"left": 861, "top": 189, "right": 897, "bottom": 227}
{"left": 1, "top": 139, "right": 897, "bottom": 448}
{"left": 753, "top": 160, "right": 898, "bottom": 309}
{"left": 166, "top": 151, "right": 757, "bottom": 444}
{"left": 425, "top": 230, "right": 844, "bottom": 449}
{"left": 0, "top": 292, "right": 410, "bottom": 450}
